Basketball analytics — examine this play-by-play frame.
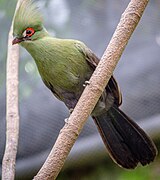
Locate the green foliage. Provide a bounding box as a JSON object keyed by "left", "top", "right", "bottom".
{"left": 58, "top": 155, "right": 160, "bottom": 180}
{"left": 119, "top": 163, "right": 160, "bottom": 180}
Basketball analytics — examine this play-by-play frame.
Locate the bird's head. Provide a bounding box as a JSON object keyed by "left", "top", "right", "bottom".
{"left": 12, "top": 0, "right": 45, "bottom": 45}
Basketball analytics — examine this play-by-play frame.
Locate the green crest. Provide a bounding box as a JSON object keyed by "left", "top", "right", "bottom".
{"left": 13, "top": 0, "right": 43, "bottom": 37}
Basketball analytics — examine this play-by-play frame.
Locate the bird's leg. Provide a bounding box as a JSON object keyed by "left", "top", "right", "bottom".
{"left": 64, "top": 108, "right": 74, "bottom": 123}
{"left": 83, "top": 80, "right": 90, "bottom": 87}
{"left": 69, "top": 108, "right": 74, "bottom": 114}
{"left": 63, "top": 97, "right": 77, "bottom": 123}
{"left": 64, "top": 118, "right": 69, "bottom": 123}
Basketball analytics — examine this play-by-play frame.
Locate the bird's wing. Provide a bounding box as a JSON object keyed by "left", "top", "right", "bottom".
{"left": 107, "top": 76, "right": 122, "bottom": 106}
{"left": 75, "top": 42, "right": 99, "bottom": 68}
{"left": 42, "top": 78, "right": 62, "bottom": 101}
{"left": 76, "top": 42, "right": 122, "bottom": 106}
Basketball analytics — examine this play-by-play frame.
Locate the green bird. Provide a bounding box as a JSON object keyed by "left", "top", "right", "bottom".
{"left": 12, "top": 1, "right": 157, "bottom": 169}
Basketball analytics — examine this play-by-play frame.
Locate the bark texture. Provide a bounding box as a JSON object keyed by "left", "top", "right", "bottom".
{"left": 1, "top": 0, "right": 24, "bottom": 179}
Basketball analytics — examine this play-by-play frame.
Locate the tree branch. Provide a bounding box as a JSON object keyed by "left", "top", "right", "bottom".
{"left": 2, "top": 0, "right": 24, "bottom": 179}
{"left": 32, "top": 0, "right": 148, "bottom": 179}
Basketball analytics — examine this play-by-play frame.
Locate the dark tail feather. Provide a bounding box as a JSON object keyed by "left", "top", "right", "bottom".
{"left": 92, "top": 106, "right": 157, "bottom": 169}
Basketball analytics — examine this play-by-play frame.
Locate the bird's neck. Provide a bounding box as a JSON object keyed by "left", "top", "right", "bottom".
{"left": 21, "top": 32, "right": 57, "bottom": 72}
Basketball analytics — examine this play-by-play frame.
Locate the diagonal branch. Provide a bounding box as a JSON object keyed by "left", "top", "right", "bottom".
{"left": 34, "top": 0, "right": 149, "bottom": 179}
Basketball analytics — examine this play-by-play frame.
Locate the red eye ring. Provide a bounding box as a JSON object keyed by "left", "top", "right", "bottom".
{"left": 25, "top": 27, "right": 35, "bottom": 37}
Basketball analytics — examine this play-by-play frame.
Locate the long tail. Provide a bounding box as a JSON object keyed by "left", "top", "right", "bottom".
{"left": 92, "top": 106, "right": 157, "bottom": 169}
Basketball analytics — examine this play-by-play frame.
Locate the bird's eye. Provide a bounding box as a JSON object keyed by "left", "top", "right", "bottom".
{"left": 23, "top": 27, "right": 35, "bottom": 37}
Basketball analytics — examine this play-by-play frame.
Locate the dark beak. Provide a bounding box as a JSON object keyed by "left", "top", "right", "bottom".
{"left": 12, "top": 37, "right": 24, "bottom": 45}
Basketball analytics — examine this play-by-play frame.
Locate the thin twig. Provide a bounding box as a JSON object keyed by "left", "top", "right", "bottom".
{"left": 34, "top": 0, "right": 149, "bottom": 179}
{"left": 2, "top": 0, "right": 24, "bottom": 179}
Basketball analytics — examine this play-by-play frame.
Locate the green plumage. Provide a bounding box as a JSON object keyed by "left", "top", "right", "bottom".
{"left": 13, "top": 0, "right": 43, "bottom": 37}
{"left": 23, "top": 37, "right": 93, "bottom": 106}
{"left": 13, "top": 1, "right": 157, "bottom": 169}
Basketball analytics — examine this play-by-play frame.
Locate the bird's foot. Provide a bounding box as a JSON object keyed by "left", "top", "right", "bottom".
{"left": 64, "top": 108, "right": 74, "bottom": 123}
{"left": 83, "top": 80, "right": 90, "bottom": 87}
{"left": 64, "top": 118, "right": 69, "bottom": 123}
{"left": 69, "top": 108, "right": 74, "bottom": 114}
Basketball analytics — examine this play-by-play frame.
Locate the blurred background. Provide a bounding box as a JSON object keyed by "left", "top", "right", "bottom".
{"left": 0, "top": 0, "right": 160, "bottom": 179}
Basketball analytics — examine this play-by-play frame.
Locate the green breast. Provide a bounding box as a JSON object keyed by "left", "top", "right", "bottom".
{"left": 22, "top": 37, "right": 93, "bottom": 98}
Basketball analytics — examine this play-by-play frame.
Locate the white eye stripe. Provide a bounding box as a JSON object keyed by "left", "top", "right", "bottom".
{"left": 22, "top": 30, "right": 27, "bottom": 37}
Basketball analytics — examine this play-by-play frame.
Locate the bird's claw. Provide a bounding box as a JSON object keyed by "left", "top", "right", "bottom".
{"left": 64, "top": 108, "right": 74, "bottom": 123}
{"left": 83, "top": 80, "right": 90, "bottom": 87}
{"left": 69, "top": 108, "right": 74, "bottom": 114}
{"left": 64, "top": 118, "right": 69, "bottom": 123}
